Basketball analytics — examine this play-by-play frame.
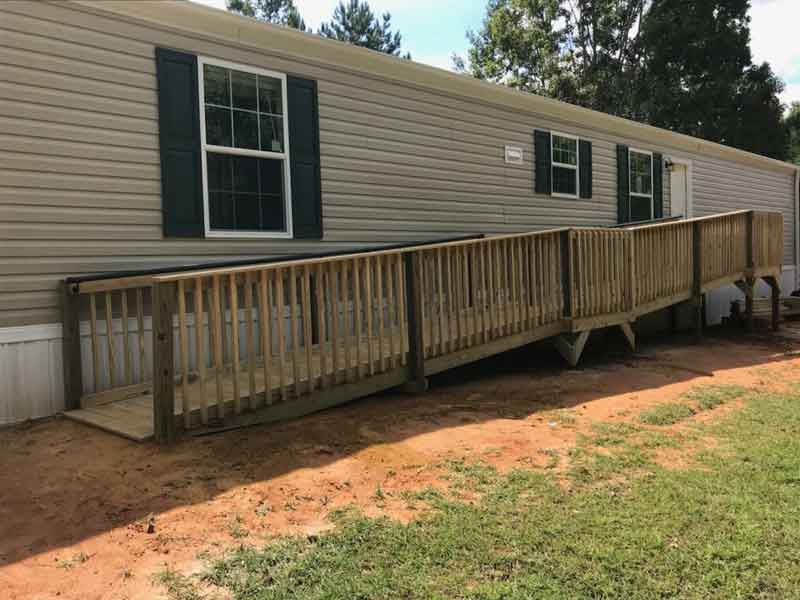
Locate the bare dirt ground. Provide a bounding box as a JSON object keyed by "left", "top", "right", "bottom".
{"left": 2, "top": 324, "right": 799, "bottom": 600}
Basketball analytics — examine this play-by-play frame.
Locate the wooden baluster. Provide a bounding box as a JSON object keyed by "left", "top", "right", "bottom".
{"left": 426, "top": 252, "right": 436, "bottom": 354}
{"left": 89, "top": 293, "right": 101, "bottom": 393}
{"left": 480, "top": 243, "right": 489, "bottom": 341}
{"left": 315, "top": 263, "right": 328, "bottom": 387}
{"left": 259, "top": 270, "right": 273, "bottom": 404}
{"left": 300, "top": 265, "right": 314, "bottom": 393}
{"left": 487, "top": 242, "right": 497, "bottom": 339}
{"left": 364, "top": 256, "right": 374, "bottom": 374}
{"left": 386, "top": 255, "right": 397, "bottom": 368}
{"left": 461, "top": 245, "right": 470, "bottom": 346}
{"left": 211, "top": 275, "right": 224, "bottom": 417}
{"left": 340, "top": 261, "right": 352, "bottom": 381}
{"left": 510, "top": 238, "right": 519, "bottom": 332}
{"left": 120, "top": 290, "right": 132, "bottom": 385}
{"left": 275, "top": 268, "right": 287, "bottom": 400}
{"left": 435, "top": 248, "right": 445, "bottom": 352}
{"left": 194, "top": 277, "right": 208, "bottom": 424}
{"left": 453, "top": 247, "right": 462, "bottom": 349}
{"left": 376, "top": 255, "right": 385, "bottom": 370}
{"left": 353, "top": 258, "right": 363, "bottom": 379}
{"left": 244, "top": 272, "right": 256, "bottom": 409}
{"left": 396, "top": 254, "right": 407, "bottom": 363}
{"left": 136, "top": 288, "right": 146, "bottom": 382}
{"left": 104, "top": 291, "right": 116, "bottom": 388}
{"left": 445, "top": 247, "right": 455, "bottom": 352}
{"left": 228, "top": 273, "right": 241, "bottom": 415}
{"left": 328, "top": 261, "right": 340, "bottom": 381}
{"left": 177, "top": 279, "right": 191, "bottom": 428}
{"left": 290, "top": 266, "right": 301, "bottom": 394}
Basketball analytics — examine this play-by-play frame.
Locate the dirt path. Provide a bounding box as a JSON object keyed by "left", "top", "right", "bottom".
{"left": 2, "top": 326, "right": 799, "bottom": 600}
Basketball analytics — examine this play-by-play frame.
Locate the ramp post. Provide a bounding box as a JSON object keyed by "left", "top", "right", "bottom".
{"left": 691, "top": 220, "right": 704, "bottom": 342}
{"left": 62, "top": 281, "right": 84, "bottom": 411}
{"left": 152, "top": 280, "right": 177, "bottom": 444}
{"left": 402, "top": 252, "right": 428, "bottom": 393}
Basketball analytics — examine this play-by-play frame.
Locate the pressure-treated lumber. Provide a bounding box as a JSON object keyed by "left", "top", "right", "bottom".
{"left": 63, "top": 210, "right": 784, "bottom": 444}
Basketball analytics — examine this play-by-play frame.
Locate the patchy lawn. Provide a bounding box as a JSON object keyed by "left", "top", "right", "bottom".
{"left": 2, "top": 326, "right": 800, "bottom": 599}
{"left": 159, "top": 382, "right": 800, "bottom": 599}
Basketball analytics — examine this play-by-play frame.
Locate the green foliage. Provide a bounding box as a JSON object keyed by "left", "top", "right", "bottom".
{"left": 318, "top": 0, "right": 410, "bottom": 58}
{"left": 787, "top": 102, "right": 800, "bottom": 165}
{"left": 454, "top": 0, "right": 647, "bottom": 115}
{"left": 226, "top": 0, "right": 307, "bottom": 30}
{"left": 639, "top": 0, "right": 787, "bottom": 159}
{"left": 459, "top": 0, "right": 790, "bottom": 160}
{"left": 159, "top": 387, "right": 800, "bottom": 599}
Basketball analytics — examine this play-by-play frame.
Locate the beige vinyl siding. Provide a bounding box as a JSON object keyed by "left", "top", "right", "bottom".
{"left": 0, "top": 0, "right": 795, "bottom": 328}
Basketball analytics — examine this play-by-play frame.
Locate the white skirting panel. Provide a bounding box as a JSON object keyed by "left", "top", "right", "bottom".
{"left": 0, "top": 324, "right": 65, "bottom": 426}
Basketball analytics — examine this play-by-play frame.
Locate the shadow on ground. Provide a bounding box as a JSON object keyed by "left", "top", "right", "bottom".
{"left": 1, "top": 323, "right": 797, "bottom": 575}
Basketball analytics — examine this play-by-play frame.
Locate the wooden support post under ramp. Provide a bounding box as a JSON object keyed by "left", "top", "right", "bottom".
{"left": 734, "top": 278, "right": 755, "bottom": 331}
{"left": 764, "top": 275, "right": 781, "bottom": 331}
{"left": 620, "top": 322, "right": 636, "bottom": 352}
{"left": 554, "top": 331, "right": 590, "bottom": 368}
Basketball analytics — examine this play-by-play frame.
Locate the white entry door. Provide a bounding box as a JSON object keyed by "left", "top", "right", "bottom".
{"left": 670, "top": 163, "right": 690, "bottom": 217}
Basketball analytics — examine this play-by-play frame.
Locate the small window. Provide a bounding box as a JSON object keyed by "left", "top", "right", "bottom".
{"left": 199, "top": 57, "right": 292, "bottom": 237}
{"left": 551, "top": 133, "right": 579, "bottom": 197}
{"left": 629, "top": 149, "right": 653, "bottom": 222}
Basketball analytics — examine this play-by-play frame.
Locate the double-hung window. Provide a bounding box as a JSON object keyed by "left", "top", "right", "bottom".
{"left": 198, "top": 57, "right": 293, "bottom": 238}
{"left": 551, "top": 133, "right": 579, "bottom": 198}
{"left": 628, "top": 149, "right": 653, "bottom": 222}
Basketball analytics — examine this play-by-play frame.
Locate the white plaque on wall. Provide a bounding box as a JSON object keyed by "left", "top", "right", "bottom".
{"left": 505, "top": 145, "right": 524, "bottom": 165}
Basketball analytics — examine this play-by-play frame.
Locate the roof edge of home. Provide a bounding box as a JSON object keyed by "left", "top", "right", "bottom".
{"left": 67, "top": 0, "right": 798, "bottom": 175}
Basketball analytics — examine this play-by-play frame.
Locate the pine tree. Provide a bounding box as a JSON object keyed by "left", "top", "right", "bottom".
{"left": 227, "top": 0, "right": 307, "bottom": 31}
{"left": 318, "top": 0, "right": 410, "bottom": 58}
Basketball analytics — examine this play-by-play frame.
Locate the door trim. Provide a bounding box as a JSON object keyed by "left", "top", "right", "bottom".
{"left": 668, "top": 156, "right": 693, "bottom": 218}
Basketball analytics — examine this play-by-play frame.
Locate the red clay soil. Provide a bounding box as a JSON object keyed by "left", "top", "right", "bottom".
{"left": 1, "top": 325, "right": 799, "bottom": 600}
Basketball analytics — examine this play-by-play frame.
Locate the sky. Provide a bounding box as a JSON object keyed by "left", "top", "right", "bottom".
{"left": 190, "top": 0, "right": 800, "bottom": 107}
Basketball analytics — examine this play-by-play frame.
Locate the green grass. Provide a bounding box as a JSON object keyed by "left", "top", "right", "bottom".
{"left": 155, "top": 568, "right": 204, "bottom": 600}
{"left": 638, "top": 385, "right": 749, "bottom": 426}
{"left": 639, "top": 402, "right": 696, "bottom": 426}
{"left": 163, "top": 387, "right": 800, "bottom": 599}
{"left": 683, "top": 384, "right": 747, "bottom": 411}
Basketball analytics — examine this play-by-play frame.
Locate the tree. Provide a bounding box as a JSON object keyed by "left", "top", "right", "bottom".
{"left": 787, "top": 102, "right": 800, "bottom": 165}
{"left": 458, "top": 0, "right": 789, "bottom": 160}
{"left": 636, "top": 0, "right": 786, "bottom": 158}
{"left": 453, "top": 0, "right": 648, "bottom": 116}
{"left": 226, "top": 0, "right": 307, "bottom": 31}
{"left": 318, "top": 0, "right": 410, "bottom": 58}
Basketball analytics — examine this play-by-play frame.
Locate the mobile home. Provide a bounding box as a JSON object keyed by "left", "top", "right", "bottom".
{"left": 0, "top": 0, "right": 797, "bottom": 428}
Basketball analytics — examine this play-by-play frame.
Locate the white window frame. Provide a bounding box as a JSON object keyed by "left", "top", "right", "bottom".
{"left": 628, "top": 147, "right": 654, "bottom": 221}
{"left": 197, "top": 56, "right": 293, "bottom": 239}
{"left": 551, "top": 131, "right": 580, "bottom": 199}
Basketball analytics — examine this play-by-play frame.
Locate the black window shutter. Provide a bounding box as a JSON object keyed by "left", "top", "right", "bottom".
{"left": 579, "top": 139, "right": 592, "bottom": 199}
{"left": 155, "top": 47, "right": 204, "bottom": 237}
{"left": 287, "top": 76, "right": 323, "bottom": 239}
{"left": 534, "top": 130, "right": 552, "bottom": 195}
{"left": 617, "top": 144, "right": 630, "bottom": 223}
{"left": 653, "top": 152, "right": 664, "bottom": 219}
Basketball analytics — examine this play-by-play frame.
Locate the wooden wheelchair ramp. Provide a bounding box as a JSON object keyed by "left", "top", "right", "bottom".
{"left": 62, "top": 210, "right": 785, "bottom": 443}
